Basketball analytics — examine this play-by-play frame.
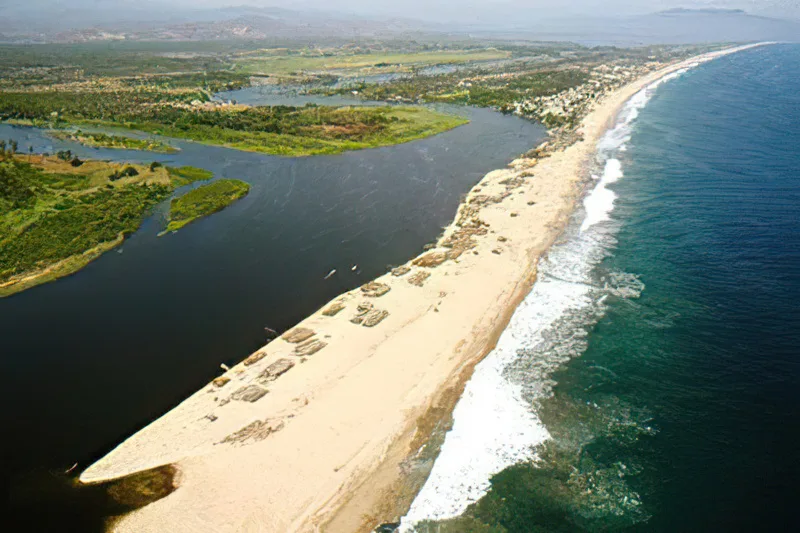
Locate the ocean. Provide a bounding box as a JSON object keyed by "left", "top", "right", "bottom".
{"left": 404, "top": 44, "right": 800, "bottom": 532}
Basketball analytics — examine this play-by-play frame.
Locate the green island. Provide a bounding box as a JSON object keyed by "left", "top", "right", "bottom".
{"left": 49, "top": 130, "right": 179, "bottom": 153}
{"left": 132, "top": 105, "right": 467, "bottom": 156}
{"left": 0, "top": 89, "right": 466, "bottom": 156}
{"left": 164, "top": 179, "right": 250, "bottom": 233}
{"left": 166, "top": 165, "right": 215, "bottom": 186}
{"left": 0, "top": 149, "right": 222, "bottom": 297}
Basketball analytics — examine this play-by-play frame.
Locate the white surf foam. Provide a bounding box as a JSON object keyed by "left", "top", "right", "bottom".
{"left": 400, "top": 66, "right": 697, "bottom": 530}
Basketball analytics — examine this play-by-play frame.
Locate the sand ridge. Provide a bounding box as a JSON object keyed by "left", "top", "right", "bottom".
{"left": 80, "top": 43, "right": 767, "bottom": 533}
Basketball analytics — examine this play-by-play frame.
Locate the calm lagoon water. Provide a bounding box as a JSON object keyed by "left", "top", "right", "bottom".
{"left": 0, "top": 102, "right": 544, "bottom": 528}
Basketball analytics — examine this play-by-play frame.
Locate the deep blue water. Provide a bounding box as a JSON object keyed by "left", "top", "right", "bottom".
{"left": 410, "top": 44, "right": 800, "bottom": 532}
{"left": 611, "top": 43, "right": 800, "bottom": 532}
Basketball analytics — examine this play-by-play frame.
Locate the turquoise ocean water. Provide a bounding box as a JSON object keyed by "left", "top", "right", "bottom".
{"left": 403, "top": 44, "right": 800, "bottom": 532}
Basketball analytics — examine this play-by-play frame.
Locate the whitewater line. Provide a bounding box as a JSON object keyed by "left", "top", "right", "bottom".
{"left": 399, "top": 58, "right": 713, "bottom": 529}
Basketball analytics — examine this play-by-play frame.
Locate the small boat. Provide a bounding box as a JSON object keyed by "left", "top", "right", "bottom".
{"left": 324, "top": 269, "right": 336, "bottom": 280}
{"left": 351, "top": 264, "right": 358, "bottom": 271}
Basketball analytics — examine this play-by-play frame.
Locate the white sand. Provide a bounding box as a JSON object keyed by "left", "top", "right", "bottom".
{"left": 81, "top": 43, "right": 766, "bottom": 533}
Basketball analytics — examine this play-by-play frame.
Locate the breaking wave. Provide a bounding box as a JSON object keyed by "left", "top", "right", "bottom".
{"left": 400, "top": 68, "right": 694, "bottom": 529}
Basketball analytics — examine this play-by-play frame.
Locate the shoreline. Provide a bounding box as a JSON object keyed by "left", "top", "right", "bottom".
{"left": 0, "top": 233, "right": 125, "bottom": 298}
{"left": 79, "top": 43, "right": 767, "bottom": 533}
{"left": 3, "top": 105, "right": 469, "bottom": 158}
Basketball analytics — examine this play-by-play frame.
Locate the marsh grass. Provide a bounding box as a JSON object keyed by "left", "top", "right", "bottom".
{"left": 165, "top": 178, "right": 250, "bottom": 233}
{"left": 0, "top": 156, "right": 207, "bottom": 297}
{"left": 0, "top": 88, "right": 467, "bottom": 156}
{"left": 128, "top": 106, "right": 468, "bottom": 156}
{"left": 50, "top": 131, "right": 179, "bottom": 153}
{"left": 166, "top": 165, "right": 214, "bottom": 186}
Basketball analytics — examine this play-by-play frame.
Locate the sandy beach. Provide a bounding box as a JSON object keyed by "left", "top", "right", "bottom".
{"left": 80, "top": 43, "right": 765, "bottom": 533}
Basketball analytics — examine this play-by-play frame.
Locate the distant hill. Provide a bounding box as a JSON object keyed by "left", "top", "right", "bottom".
{"left": 0, "top": 4, "right": 442, "bottom": 43}
{"left": 1, "top": 4, "right": 798, "bottom": 45}
{"left": 659, "top": 8, "right": 747, "bottom": 16}
{"left": 629, "top": 8, "right": 800, "bottom": 44}
{"left": 465, "top": 9, "right": 800, "bottom": 46}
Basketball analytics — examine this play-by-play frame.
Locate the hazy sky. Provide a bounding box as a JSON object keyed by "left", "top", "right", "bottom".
{"left": 181, "top": 0, "right": 800, "bottom": 20}
{"left": 5, "top": 0, "right": 800, "bottom": 24}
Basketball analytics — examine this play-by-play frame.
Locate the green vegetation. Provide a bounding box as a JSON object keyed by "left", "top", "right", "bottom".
{"left": 0, "top": 90, "right": 208, "bottom": 123}
{"left": 344, "top": 68, "right": 590, "bottom": 111}
{"left": 0, "top": 89, "right": 466, "bottom": 157}
{"left": 0, "top": 149, "right": 222, "bottom": 297}
{"left": 50, "top": 131, "right": 178, "bottom": 153}
{"left": 235, "top": 49, "right": 510, "bottom": 76}
{"left": 132, "top": 105, "right": 467, "bottom": 156}
{"left": 316, "top": 43, "right": 726, "bottom": 129}
{"left": 165, "top": 179, "right": 250, "bottom": 233}
{"left": 0, "top": 155, "right": 177, "bottom": 296}
{"left": 0, "top": 41, "right": 488, "bottom": 156}
{"left": 0, "top": 40, "right": 721, "bottom": 161}
{"left": 166, "top": 165, "right": 215, "bottom": 186}
{"left": 0, "top": 41, "right": 251, "bottom": 88}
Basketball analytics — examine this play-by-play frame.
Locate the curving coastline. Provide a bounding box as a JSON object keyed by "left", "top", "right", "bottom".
{"left": 79, "top": 43, "right": 768, "bottom": 533}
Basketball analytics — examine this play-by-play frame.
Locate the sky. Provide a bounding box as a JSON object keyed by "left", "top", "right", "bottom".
{"left": 7, "top": 0, "right": 800, "bottom": 18}
{"left": 175, "top": 0, "right": 800, "bottom": 20}
{"left": 3, "top": 0, "right": 799, "bottom": 29}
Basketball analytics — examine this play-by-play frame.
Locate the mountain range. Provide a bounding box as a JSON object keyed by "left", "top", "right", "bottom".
{"left": 0, "top": 5, "right": 798, "bottom": 44}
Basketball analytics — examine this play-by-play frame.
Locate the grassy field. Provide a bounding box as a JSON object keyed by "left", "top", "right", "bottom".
{"left": 0, "top": 90, "right": 468, "bottom": 156}
{"left": 165, "top": 179, "right": 250, "bottom": 233}
{"left": 0, "top": 154, "right": 222, "bottom": 297}
{"left": 235, "top": 49, "right": 510, "bottom": 75}
{"left": 166, "top": 165, "right": 214, "bottom": 186}
{"left": 130, "top": 106, "right": 468, "bottom": 156}
{"left": 50, "top": 131, "right": 179, "bottom": 153}
{"left": 0, "top": 155, "right": 179, "bottom": 296}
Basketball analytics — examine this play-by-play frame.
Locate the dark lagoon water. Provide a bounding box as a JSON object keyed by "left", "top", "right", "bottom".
{"left": 404, "top": 44, "right": 800, "bottom": 532}
{"left": 0, "top": 102, "right": 544, "bottom": 529}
